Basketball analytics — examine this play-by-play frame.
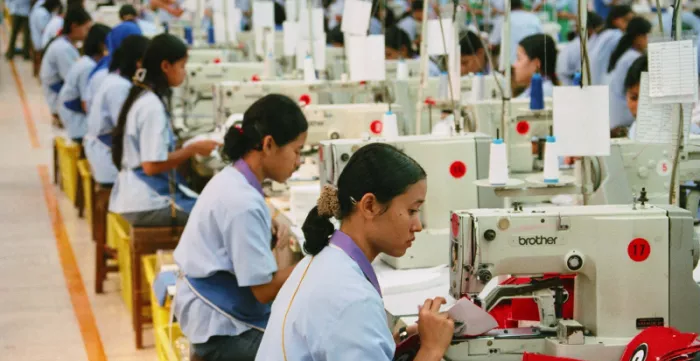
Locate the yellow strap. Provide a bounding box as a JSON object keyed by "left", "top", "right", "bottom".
{"left": 282, "top": 256, "right": 315, "bottom": 361}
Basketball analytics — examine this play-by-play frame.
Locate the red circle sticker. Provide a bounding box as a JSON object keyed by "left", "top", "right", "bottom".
{"left": 450, "top": 161, "right": 467, "bottom": 179}
{"left": 516, "top": 121, "right": 530, "bottom": 135}
{"left": 451, "top": 213, "right": 460, "bottom": 238}
{"left": 370, "top": 120, "right": 383, "bottom": 134}
{"left": 628, "top": 238, "right": 651, "bottom": 262}
{"left": 299, "top": 94, "right": 311, "bottom": 105}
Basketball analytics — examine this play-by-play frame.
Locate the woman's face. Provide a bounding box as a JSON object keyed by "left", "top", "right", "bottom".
{"left": 262, "top": 131, "right": 308, "bottom": 183}
{"left": 162, "top": 55, "right": 188, "bottom": 87}
{"left": 614, "top": 12, "right": 634, "bottom": 31}
{"left": 368, "top": 180, "right": 427, "bottom": 258}
{"left": 460, "top": 50, "right": 486, "bottom": 75}
{"left": 72, "top": 21, "right": 93, "bottom": 41}
{"left": 626, "top": 83, "right": 640, "bottom": 118}
{"left": 634, "top": 33, "right": 649, "bottom": 52}
{"left": 513, "top": 46, "right": 538, "bottom": 87}
{"left": 385, "top": 46, "right": 404, "bottom": 60}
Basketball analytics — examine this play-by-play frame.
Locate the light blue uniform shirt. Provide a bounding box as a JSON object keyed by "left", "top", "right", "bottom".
{"left": 7, "top": 0, "right": 31, "bottom": 16}
{"left": 58, "top": 56, "right": 96, "bottom": 139}
{"left": 29, "top": 5, "right": 51, "bottom": 50}
{"left": 397, "top": 16, "right": 417, "bottom": 42}
{"left": 108, "top": 91, "right": 176, "bottom": 213}
{"left": 255, "top": 245, "right": 394, "bottom": 361}
{"left": 85, "top": 68, "right": 109, "bottom": 112}
{"left": 606, "top": 48, "right": 640, "bottom": 129}
{"left": 174, "top": 163, "right": 276, "bottom": 344}
{"left": 83, "top": 73, "right": 131, "bottom": 184}
{"left": 40, "top": 36, "right": 79, "bottom": 113}
{"left": 41, "top": 15, "right": 63, "bottom": 49}
{"left": 516, "top": 78, "right": 554, "bottom": 99}
{"left": 556, "top": 34, "right": 600, "bottom": 85}
{"left": 328, "top": 0, "right": 344, "bottom": 30}
{"left": 369, "top": 17, "right": 382, "bottom": 35}
{"left": 589, "top": 28, "right": 623, "bottom": 85}
{"left": 489, "top": 10, "right": 543, "bottom": 65}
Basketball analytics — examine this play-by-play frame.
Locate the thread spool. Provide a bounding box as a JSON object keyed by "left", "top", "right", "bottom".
{"left": 303, "top": 55, "right": 316, "bottom": 83}
{"left": 573, "top": 72, "right": 582, "bottom": 86}
{"left": 488, "top": 137, "right": 508, "bottom": 185}
{"left": 543, "top": 135, "right": 559, "bottom": 184}
{"left": 471, "top": 72, "right": 485, "bottom": 102}
{"left": 207, "top": 25, "right": 215, "bottom": 45}
{"left": 184, "top": 26, "right": 193, "bottom": 45}
{"left": 382, "top": 111, "right": 399, "bottom": 139}
{"left": 397, "top": 59, "right": 409, "bottom": 80}
{"left": 340, "top": 73, "right": 349, "bottom": 82}
{"left": 438, "top": 71, "right": 449, "bottom": 100}
{"left": 529, "top": 73, "right": 544, "bottom": 110}
{"left": 263, "top": 51, "right": 274, "bottom": 79}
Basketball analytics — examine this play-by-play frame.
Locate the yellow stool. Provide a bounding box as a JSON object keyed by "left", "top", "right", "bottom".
{"left": 77, "top": 160, "right": 93, "bottom": 224}
{"left": 156, "top": 323, "right": 185, "bottom": 361}
{"left": 144, "top": 255, "right": 177, "bottom": 360}
{"left": 55, "top": 137, "right": 81, "bottom": 204}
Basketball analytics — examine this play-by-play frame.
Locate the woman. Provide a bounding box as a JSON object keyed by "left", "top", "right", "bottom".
{"left": 39, "top": 5, "right": 91, "bottom": 119}
{"left": 589, "top": 4, "right": 633, "bottom": 85}
{"left": 556, "top": 12, "right": 603, "bottom": 85}
{"left": 513, "top": 33, "right": 559, "bottom": 99}
{"left": 173, "top": 94, "right": 308, "bottom": 361}
{"left": 624, "top": 55, "right": 646, "bottom": 139}
{"left": 256, "top": 143, "right": 455, "bottom": 361}
{"left": 84, "top": 34, "right": 149, "bottom": 186}
{"left": 384, "top": 26, "right": 441, "bottom": 76}
{"left": 108, "top": 34, "right": 219, "bottom": 226}
{"left": 57, "top": 23, "right": 111, "bottom": 143}
{"left": 29, "top": 0, "right": 61, "bottom": 71}
{"left": 606, "top": 16, "right": 651, "bottom": 134}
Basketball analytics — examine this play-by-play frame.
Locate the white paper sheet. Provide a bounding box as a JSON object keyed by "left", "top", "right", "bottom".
{"left": 341, "top": 0, "right": 372, "bottom": 36}
{"left": 285, "top": 0, "right": 298, "bottom": 22}
{"left": 213, "top": 11, "right": 227, "bottom": 44}
{"left": 365, "top": 35, "right": 386, "bottom": 81}
{"left": 553, "top": 85, "right": 611, "bottom": 156}
{"left": 298, "top": 7, "right": 325, "bottom": 40}
{"left": 252, "top": 1, "right": 275, "bottom": 29}
{"left": 634, "top": 72, "right": 692, "bottom": 145}
{"left": 427, "top": 18, "right": 454, "bottom": 56}
{"left": 347, "top": 34, "right": 385, "bottom": 81}
{"left": 283, "top": 21, "right": 299, "bottom": 56}
{"left": 225, "top": 4, "right": 241, "bottom": 43}
{"left": 648, "top": 40, "right": 699, "bottom": 104}
{"left": 254, "top": 26, "right": 264, "bottom": 57}
{"left": 295, "top": 37, "right": 326, "bottom": 71}
{"left": 447, "top": 298, "right": 499, "bottom": 336}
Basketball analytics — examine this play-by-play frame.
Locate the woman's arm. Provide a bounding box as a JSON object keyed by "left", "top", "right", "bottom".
{"left": 141, "top": 140, "right": 219, "bottom": 176}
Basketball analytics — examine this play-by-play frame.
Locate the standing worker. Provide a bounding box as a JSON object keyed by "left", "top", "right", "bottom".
{"left": 5, "top": 0, "right": 32, "bottom": 60}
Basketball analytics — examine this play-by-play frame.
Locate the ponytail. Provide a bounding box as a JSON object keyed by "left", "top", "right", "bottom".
{"left": 112, "top": 85, "right": 147, "bottom": 169}
{"left": 302, "top": 206, "right": 335, "bottom": 255}
{"left": 608, "top": 17, "right": 651, "bottom": 72}
{"left": 108, "top": 46, "right": 123, "bottom": 72}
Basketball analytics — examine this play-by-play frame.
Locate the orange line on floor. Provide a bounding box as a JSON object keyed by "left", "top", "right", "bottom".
{"left": 9, "top": 60, "right": 41, "bottom": 149}
{"left": 37, "top": 165, "right": 108, "bottom": 361}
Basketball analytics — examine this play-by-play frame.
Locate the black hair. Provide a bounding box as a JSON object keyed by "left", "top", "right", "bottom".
{"left": 587, "top": 11, "right": 604, "bottom": 31}
{"left": 110, "top": 35, "right": 150, "bottom": 78}
{"left": 385, "top": 26, "right": 413, "bottom": 57}
{"left": 112, "top": 34, "right": 188, "bottom": 169}
{"left": 605, "top": 5, "right": 633, "bottom": 29}
{"left": 274, "top": 2, "right": 286, "bottom": 26}
{"left": 608, "top": 17, "right": 651, "bottom": 72}
{"left": 328, "top": 26, "right": 344, "bottom": 45}
{"left": 623, "top": 54, "right": 647, "bottom": 91}
{"left": 42, "top": 0, "right": 62, "bottom": 13}
{"left": 411, "top": 0, "right": 423, "bottom": 12}
{"left": 519, "top": 33, "right": 559, "bottom": 85}
{"left": 83, "top": 23, "right": 111, "bottom": 58}
{"left": 460, "top": 30, "right": 484, "bottom": 56}
{"left": 62, "top": 5, "right": 91, "bottom": 35}
{"left": 119, "top": 4, "right": 138, "bottom": 20}
{"left": 302, "top": 143, "right": 427, "bottom": 255}
{"left": 223, "top": 94, "right": 308, "bottom": 162}
{"left": 66, "top": 0, "right": 84, "bottom": 8}
{"left": 512, "top": 0, "right": 523, "bottom": 10}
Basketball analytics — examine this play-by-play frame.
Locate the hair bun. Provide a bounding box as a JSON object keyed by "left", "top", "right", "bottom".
{"left": 317, "top": 185, "right": 340, "bottom": 219}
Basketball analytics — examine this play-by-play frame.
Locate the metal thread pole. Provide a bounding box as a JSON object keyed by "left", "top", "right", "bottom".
{"left": 414, "top": 0, "right": 432, "bottom": 135}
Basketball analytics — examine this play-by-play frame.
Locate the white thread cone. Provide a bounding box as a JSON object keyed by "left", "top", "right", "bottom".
{"left": 303, "top": 56, "right": 316, "bottom": 83}
{"left": 382, "top": 111, "right": 399, "bottom": 139}
{"left": 488, "top": 139, "right": 508, "bottom": 185}
{"left": 397, "top": 59, "right": 409, "bottom": 80}
{"left": 471, "top": 73, "right": 485, "bottom": 102}
{"left": 543, "top": 136, "right": 560, "bottom": 183}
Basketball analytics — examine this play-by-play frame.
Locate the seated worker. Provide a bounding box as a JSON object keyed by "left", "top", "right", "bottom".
{"left": 513, "top": 33, "right": 559, "bottom": 98}
{"left": 39, "top": 5, "right": 91, "bottom": 120}
{"left": 593, "top": 0, "right": 633, "bottom": 21}
{"left": 29, "top": 0, "right": 61, "bottom": 75}
{"left": 385, "top": 26, "right": 441, "bottom": 76}
{"left": 84, "top": 35, "right": 149, "bottom": 186}
{"left": 396, "top": 0, "right": 423, "bottom": 43}
{"left": 256, "top": 143, "right": 455, "bottom": 361}
{"left": 589, "top": 5, "right": 633, "bottom": 85}
{"left": 174, "top": 94, "right": 309, "bottom": 361}
{"left": 606, "top": 16, "right": 651, "bottom": 134}
{"left": 108, "top": 34, "right": 220, "bottom": 226}
{"left": 556, "top": 12, "right": 604, "bottom": 85}
{"left": 57, "top": 24, "right": 110, "bottom": 143}
{"left": 328, "top": 26, "right": 344, "bottom": 47}
{"left": 460, "top": 30, "right": 488, "bottom": 75}
{"left": 489, "top": 0, "right": 542, "bottom": 67}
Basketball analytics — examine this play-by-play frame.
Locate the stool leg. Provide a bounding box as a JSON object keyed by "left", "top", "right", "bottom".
{"left": 53, "top": 140, "right": 59, "bottom": 185}
{"left": 90, "top": 181, "right": 97, "bottom": 242}
{"left": 132, "top": 248, "right": 144, "bottom": 349}
{"left": 95, "top": 236, "right": 105, "bottom": 294}
{"left": 76, "top": 168, "right": 84, "bottom": 218}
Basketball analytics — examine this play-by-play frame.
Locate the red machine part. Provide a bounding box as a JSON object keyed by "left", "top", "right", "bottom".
{"left": 370, "top": 120, "right": 383, "bottom": 135}
{"left": 516, "top": 121, "right": 530, "bottom": 135}
{"left": 299, "top": 94, "right": 311, "bottom": 106}
{"left": 620, "top": 327, "right": 700, "bottom": 361}
{"left": 523, "top": 353, "right": 585, "bottom": 361}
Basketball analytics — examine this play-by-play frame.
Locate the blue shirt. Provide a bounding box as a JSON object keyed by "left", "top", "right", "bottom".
{"left": 556, "top": 34, "right": 600, "bottom": 85}
{"left": 57, "top": 56, "right": 96, "bottom": 139}
{"left": 397, "top": 16, "right": 417, "bottom": 42}
{"left": 39, "top": 36, "right": 79, "bottom": 113}
{"left": 7, "top": 0, "right": 31, "bottom": 16}
{"left": 85, "top": 68, "right": 109, "bottom": 111}
{"left": 174, "top": 163, "right": 276, "bottom": 343}
{"left": 29, "top": 5, "right": 51, "bottom": 50}
{"left": 606, "top": 48, "right": 640, "bottom": 129}
{"left": 589, "top": 28, "right": 623, "bottom": 85}
{"left": 489, "top": 10, "right": 543, "bottom": 65}
{"left": 255, "top": 232, "right": 394, "bottom": 361}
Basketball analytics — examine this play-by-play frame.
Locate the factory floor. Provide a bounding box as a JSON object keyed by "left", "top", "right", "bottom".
{"left": 0, "top": 32, "right": 156, "bottom": 361}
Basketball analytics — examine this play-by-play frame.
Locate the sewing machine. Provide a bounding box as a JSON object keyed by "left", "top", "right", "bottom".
{"left": 303, "top": 103, "right": 404, "bottom": 144}
{"left": 182, "top": 62, "right": 265, "bottom": 109}
{"left": 319, "top": 133, "right": 500, "bottom": 269}
{"left": 187, "top": 49, "right": 236, "bottom": 64}
{"left": 446, "top": 204, "right": 700, "bottom": 361}
{"left": 385, "top": 59, "right": 422, "bottom": 78}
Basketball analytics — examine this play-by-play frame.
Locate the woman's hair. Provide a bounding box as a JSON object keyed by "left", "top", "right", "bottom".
{"left": 62, "top": 5, "right": 91, "bottom": 35}
{"left": 274, "top": 2, "right": 286, "bottom": 25}
{"left": 511, "top": 0, "right": 523, "bottom": 9}
{"left": 588, "top": 11, "right": 604, "bottom": 31}
{"left": 302, "top": 143, "right": 427, "bottom": 256}
{"left": 624, "top": 55, "right": 648, "bottom": 91}
{"left": 608, "top": 17, "right": 651, "bottom": 72}
{"left": 460, "top": 30, "right": 484, "bottom": 56}
{"left": 328, "top": 26, "right": 344, "bottom": 45}
{"left": 385, "top": 26, "right": 413, "bottom": 56}
{"left": 223, "top": 94, "right": 309, "bottom": 161}
{"left": 519, "top": 33, "right": 559, "bottom": 85}
{"left": 119, "top": 4, "right": 138, "bottom": 20}
{"left": 112, "top": 34, "right": 188, "bottom": 169}
{"left": 43, "top": 0, "right": 62, "bottom": 13}
{"left": 110, "top": 35, "right": 149, "bottom": 78}
{"left": 605, "top": 5, "right": 633, "bottom": 29}
{"left": 83, "top": 23, "right": 111, "bottom": 58}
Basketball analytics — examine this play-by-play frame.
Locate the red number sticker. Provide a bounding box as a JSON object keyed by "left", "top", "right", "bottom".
{"left": 450, "top": 161, "right": 467, "bottom": 179}
{"left": 628, "top": 238, "right": 651, "bottom": 262}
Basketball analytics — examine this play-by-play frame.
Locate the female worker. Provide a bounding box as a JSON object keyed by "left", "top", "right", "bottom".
{"left": 384, "top": 26, "right": 441, "bottom": 77}
{"left": 606, "top": 16, "right": 651, "bottom": 134}
{"left": 39, "top": 5, "right": 91, "bottom": 119}
{"left": 489, "top": 0, "right": 542, "bottom": 67}
{"left": 460, "top": 30, "right": 488, "bottom": 75}
{"left": 256, "top": 143, "right": 455, "bottom": 361}
{"left": 57, "top": 23, "right": 111, "bottom": 143}
{"left": 623, "top": 55, "right": 646, "bottom": 139}
{"left": 513, "top": 34, "right": 559, "bottom": 99}
{"left": 29, "top": 0, "right": 60, "bottom": 75}
{"left": 84, "top": 34, "right": 150, "bottom": 186}
{"left": 173, "top": 94, "right": 308, "bottom": 361}
{"left": 108, "top": 34, "right": 219, "bottom": 226}
{"left": 589, "top": 5, "right": 634, "bottom": 85}
{"left": 556, "top": 12, "right": 604, "bottom": 85}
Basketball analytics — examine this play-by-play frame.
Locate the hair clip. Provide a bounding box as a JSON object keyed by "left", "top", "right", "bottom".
{"left": 133, "top": 68, "right": 147, "bottom": 83}
{"left": 350, "top": 196, "right": 357, "bottom": 205}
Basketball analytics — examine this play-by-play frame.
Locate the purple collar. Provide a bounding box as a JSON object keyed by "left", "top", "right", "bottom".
{"left": 330, "top": 230, "right": 382, "bottom": 297}
{"left": 233, "top": 159, "right": 263, "bottom": 195}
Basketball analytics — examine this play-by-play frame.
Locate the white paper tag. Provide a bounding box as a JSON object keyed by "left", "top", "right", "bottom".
{"left": 427, "top": 18, "right": 455, "bottom": 56}
{"left": 634, "top": 72, "right": 692, "bottom": 145}
{"left": 283, "top": 21, "right": 299, "bottom": 56}
{"left": 252, "top": 1, "right": 275, "bottom": 29}
{"left": 341, "top": 0, "right": 372, "bottom": 36}
{"left": 553, "top": 85, "right": 611, "bottom": 156}
{"left": 299, "top": 7, "right": 325, "bottom": 40}
{"left": 648, "top": 40, "right": 699, "bottom": 103}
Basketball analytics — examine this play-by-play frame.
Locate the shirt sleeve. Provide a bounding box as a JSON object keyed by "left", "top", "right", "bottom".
{"left": 225, "top": 205, "right": 277, "bottom": 287}
{"left": 315, "top": 298, "right": 395, "bottom": 361}
{"left": 138, "top": 98, "right": 170, "bottom": 162}
{"left": 57, "top": 47, "right": 79, "bottom": 79}
{"left": 78, "top": 65, "right": 93, "bottom": 102}
{"left": 107, "top": 84, "right": 132, "bottom": 127}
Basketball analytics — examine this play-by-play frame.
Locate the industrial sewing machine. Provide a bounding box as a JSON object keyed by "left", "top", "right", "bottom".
{"left": 181, "top": 62, "right": 266, "bottom": 115}
{"left": 187, "top": 49, "right": 236, "bottom": 64}
{"left": 303, "top": 103, "right": 404, "bottom": 145}
{"left": 445, "top": 204, "right": 700, "bottom": 361}
{"left": 319, "top": 133, "right": 501, "bottom": 269}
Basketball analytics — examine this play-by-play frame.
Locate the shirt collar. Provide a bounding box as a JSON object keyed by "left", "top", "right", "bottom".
{"left": 329, "top": 230, "right": 382, "bottom": 297}
{"left": 233, "top": 159, "right": 263, "bottom": 195}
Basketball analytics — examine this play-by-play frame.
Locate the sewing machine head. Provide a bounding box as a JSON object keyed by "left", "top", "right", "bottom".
{"left": 187, "top": 49, "right": 234, "bottom": 65}
{"left": 303, "top": 104, "right": 404, "bottom": 145}
{"left": 182, "top": 62, "right": 265, "bottom": 111}
{"left": 449, "top": 204, "right": 700, "bottom": 342}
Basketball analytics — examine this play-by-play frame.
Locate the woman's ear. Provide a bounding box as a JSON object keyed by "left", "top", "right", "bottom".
{"left": 358, "top": 193, "right": 381, "bottom": 219}
{"left": 161, "top": 59, "right": 170, "bottom": 75}
{"left": 261, "top": 135, "right": 275, "bottom": 153}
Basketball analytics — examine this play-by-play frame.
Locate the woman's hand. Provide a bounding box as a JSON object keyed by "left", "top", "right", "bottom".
{"left": 393, "top": 323, "right": 419, "bottom": 344}
{"left": 271, "top": 218, "right": 291, "bottom": 251}
{"left": 188, "top": 140, "right": 220, "bottom": 156}
{"left": 417, "top": 297, "right": 455, "bottom": 357}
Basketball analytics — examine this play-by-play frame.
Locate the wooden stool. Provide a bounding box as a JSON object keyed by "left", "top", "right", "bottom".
{"left": 32, "top": 50, "right": 41, "bottom": 78}
{"left": 93, "top": 184, "right": 115, "bottom": 294}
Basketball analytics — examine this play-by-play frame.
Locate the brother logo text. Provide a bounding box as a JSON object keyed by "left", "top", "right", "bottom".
{"left": 518, "top": 235, "right": 558, "bottom": 246}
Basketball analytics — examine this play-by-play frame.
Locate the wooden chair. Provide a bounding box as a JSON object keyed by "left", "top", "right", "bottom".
{"left": 93, "top": 183, "right": 116, "bottom": 294}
